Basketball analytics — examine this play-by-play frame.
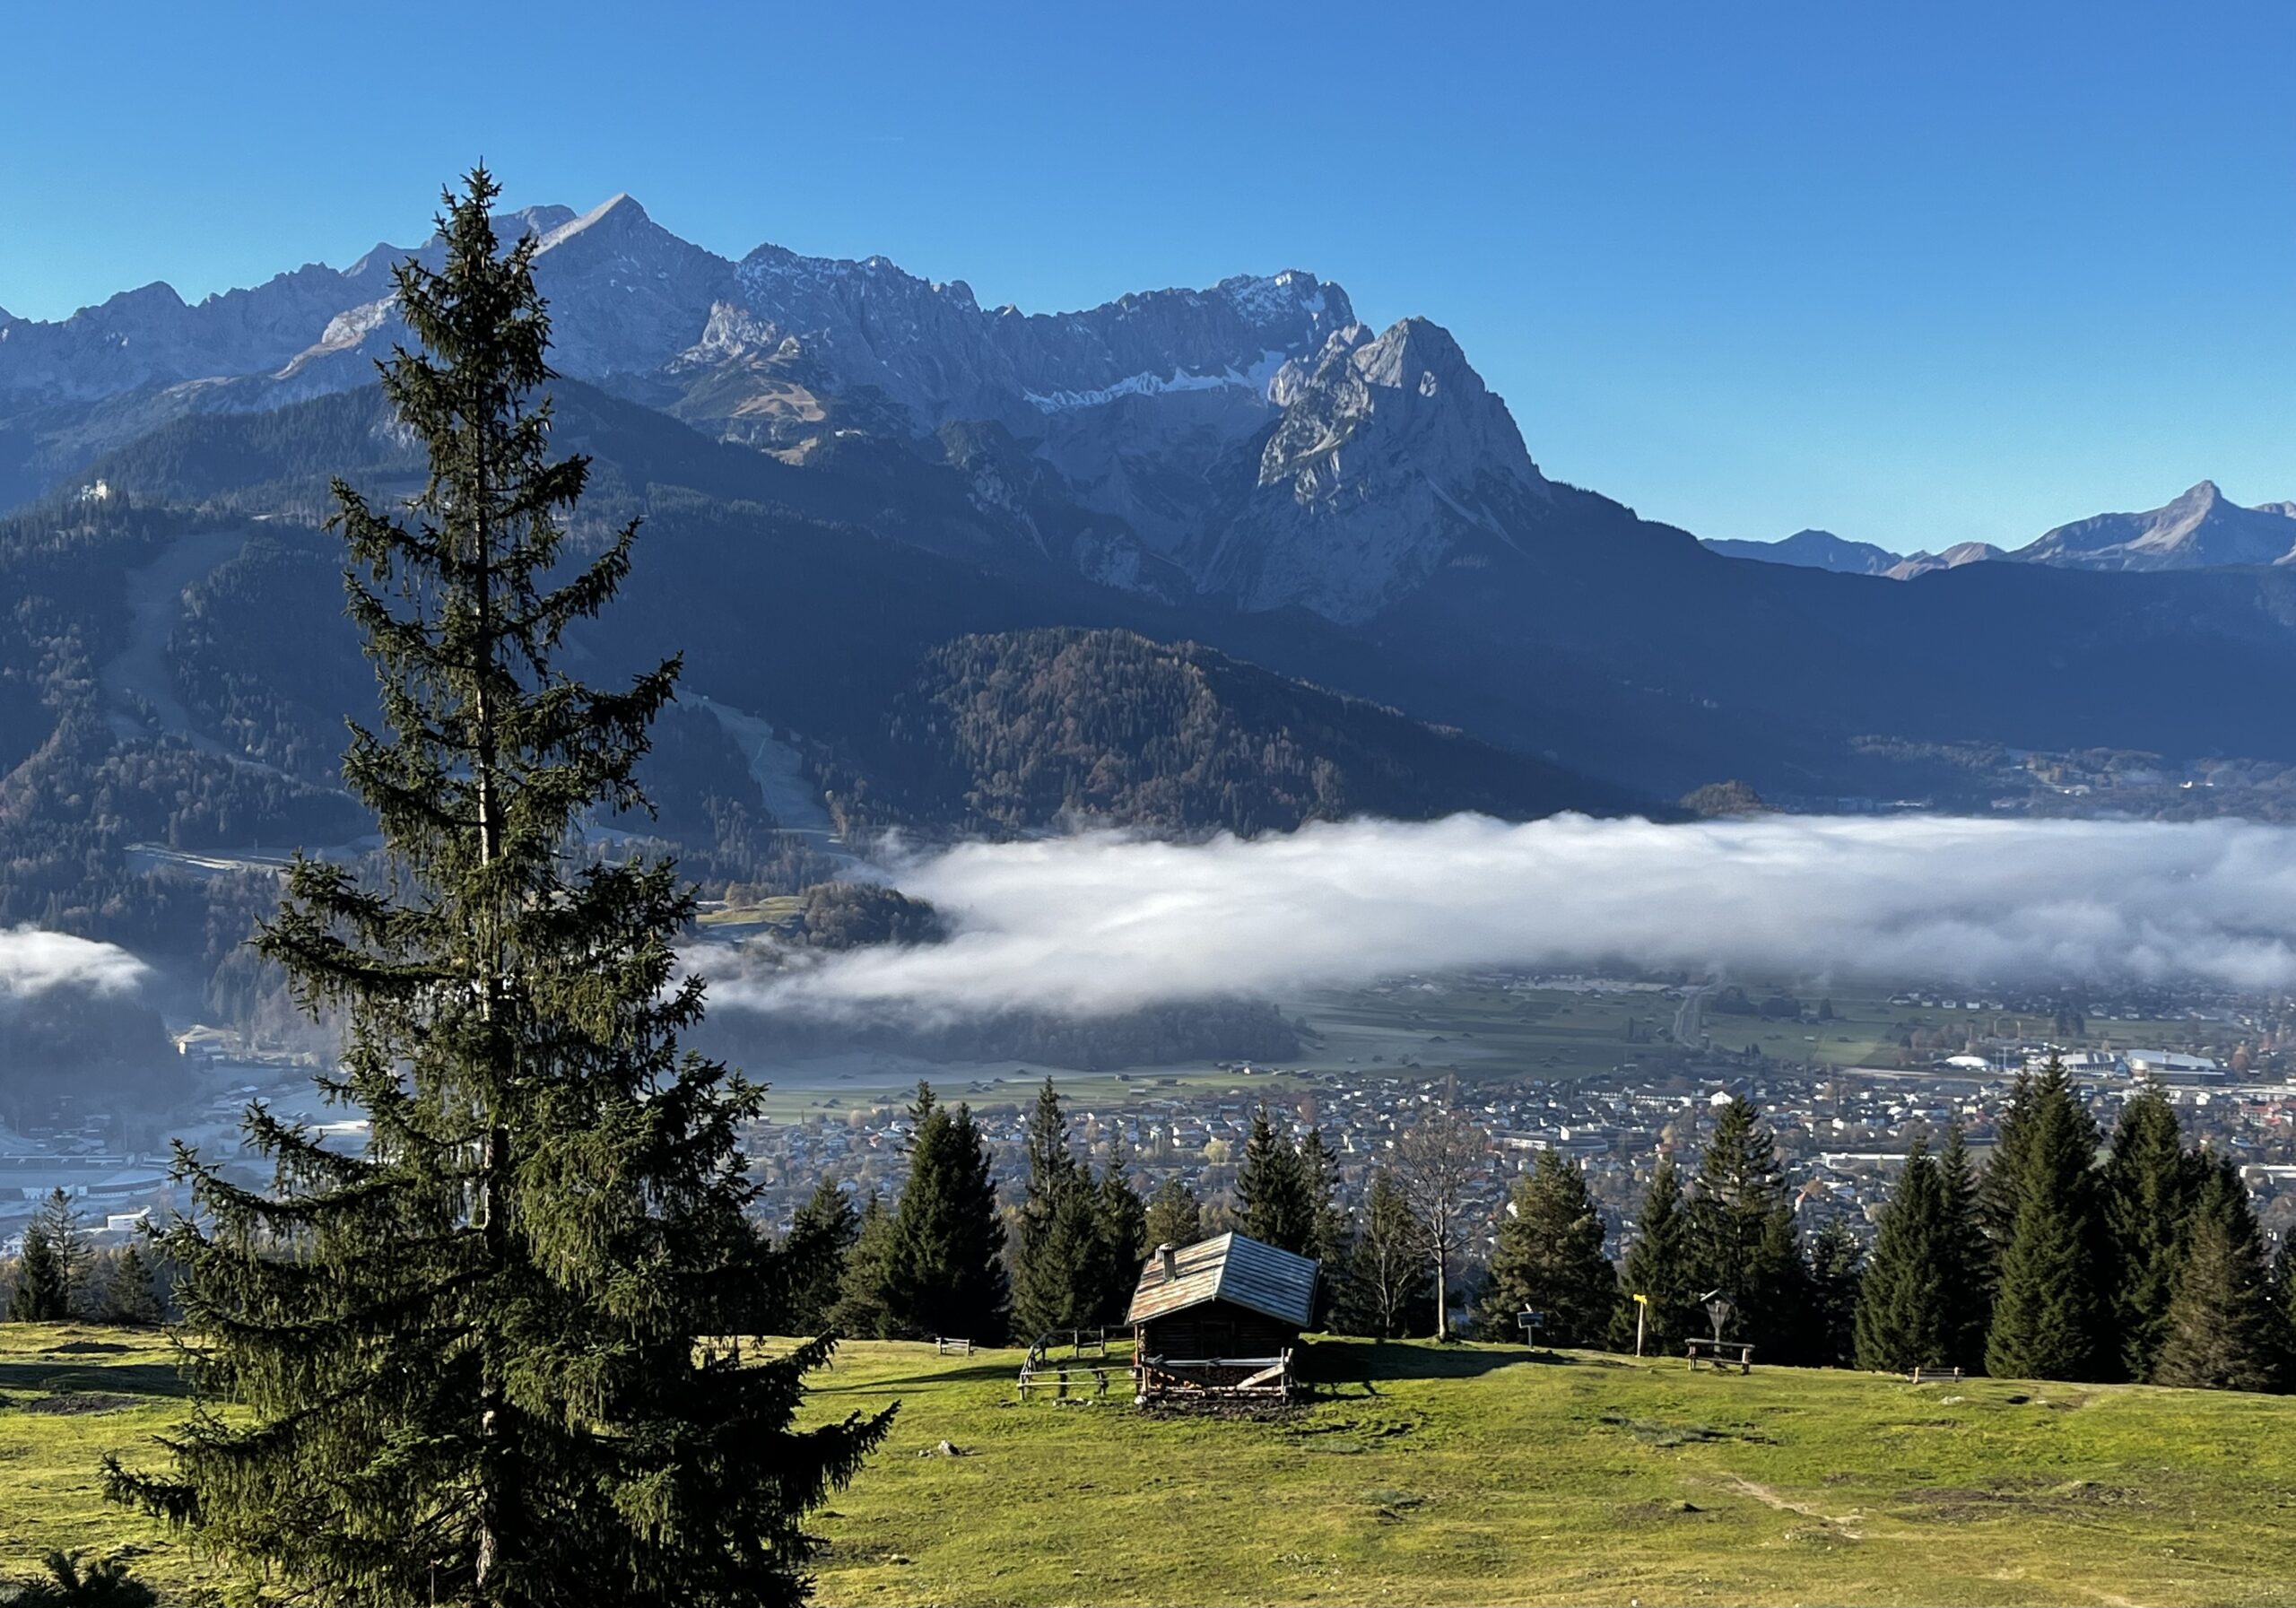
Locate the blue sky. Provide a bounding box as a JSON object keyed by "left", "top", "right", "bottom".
{"left": 3, "top": 0, "right": 2290, "bottom": 552}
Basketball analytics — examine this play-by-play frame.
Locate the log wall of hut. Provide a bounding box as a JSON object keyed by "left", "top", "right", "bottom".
{"left": 1136, "top": 1301, "right": 1298, "bottom": 1360}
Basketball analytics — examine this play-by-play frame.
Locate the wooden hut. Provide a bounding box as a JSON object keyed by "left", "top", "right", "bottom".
{"left": 1126, "top": 1232, "right": 1318, "bottom": 1404}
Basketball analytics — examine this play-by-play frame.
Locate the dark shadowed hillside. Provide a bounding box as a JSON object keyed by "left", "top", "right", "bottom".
{"left": 814, "top": 627, "right": 1648, "bottom": 836}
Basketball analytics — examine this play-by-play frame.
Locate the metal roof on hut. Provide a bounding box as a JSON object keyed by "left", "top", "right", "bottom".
{"left": 1125, "top": 1231, "right": 1318, "bottom": 1328}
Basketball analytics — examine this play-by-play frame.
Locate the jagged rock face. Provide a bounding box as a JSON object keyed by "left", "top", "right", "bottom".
{"left": 1185, "top": 318, "right": 1552, "bottom": 623}
{"left": 2013, "top": 480, "right": 2296, "bottom": 570}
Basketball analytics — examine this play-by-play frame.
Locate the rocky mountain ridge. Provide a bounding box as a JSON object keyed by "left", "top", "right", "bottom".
{"left": 1708, "top": 481, "right": 2296, "bottom": 579}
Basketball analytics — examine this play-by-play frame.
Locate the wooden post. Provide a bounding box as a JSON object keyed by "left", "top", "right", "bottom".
{"left": 1632, "top": 1292, "right": 1648, "bottom": 1359}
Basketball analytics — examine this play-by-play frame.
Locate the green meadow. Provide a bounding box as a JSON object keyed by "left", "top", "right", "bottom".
{"left": 8, "top": 1322, "right": 2294, "bottom": 1605}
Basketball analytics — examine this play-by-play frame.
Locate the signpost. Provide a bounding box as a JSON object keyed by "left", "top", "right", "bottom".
{"left": 1517, "top": 1308, "right": 1546, "bottom": 1348}
{"left": 1631, "top": 1291, "right": 1649, "bottom": 1358}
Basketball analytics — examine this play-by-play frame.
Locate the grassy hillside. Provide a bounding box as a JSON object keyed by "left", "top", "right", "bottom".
{"left": 7, "top": 1324, "right": 2295, "bottom": 1605}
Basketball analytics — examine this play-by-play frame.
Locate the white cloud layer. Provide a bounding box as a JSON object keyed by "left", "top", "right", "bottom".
{"left": 0, "top": 926, "right": 152, "bottom": 1000}
{"left": 709, "top": 813, "right": 2296, "bottom": 1023}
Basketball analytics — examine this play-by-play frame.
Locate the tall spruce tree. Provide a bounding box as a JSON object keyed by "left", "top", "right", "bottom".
{"left": 1476, "top": 1151, "right": 1617, "bottom": 1347}
{"left": 1935, "top": 1123, "right": 1991, "bottom": 1370}
{"left": 1688, "top": 1099, "right": 1806, "bottom": 1352}
{"left": 1610, "top": 1157, "right": 1699, "bottom": 1354}
{"left": 2152, "top": 1157, "right": 2281, "bottom": 1394}
{"left": 1984, "top": 1059, "right": 2106, "bottom": 1382}
{"left": 2102, "top": 1084, "right": 2206, "bottom": 1380}
{"left": 1012, "top": 1080, "right": 1094, "bottom": 1339}
{"left": 105, "top": 170, "right": 888, "bottom": 1608}
{"left": 1854, "top": 1143, "right": 1952, "bottom": 1372}
{"left": 884, "top": 1082, "right": 1008, "bottom": 1343}
{"left": 1237, "top": 1107, "right": 1315, "bottom": 1255}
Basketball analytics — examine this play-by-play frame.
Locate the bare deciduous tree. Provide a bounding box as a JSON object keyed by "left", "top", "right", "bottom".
{"left": 1396, "top": 1107, "right": 1490, "bottom": 1340}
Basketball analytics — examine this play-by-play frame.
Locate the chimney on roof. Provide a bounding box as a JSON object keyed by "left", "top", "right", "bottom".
{"left": 1157, "top": 1242, "right": 1178, "bottom": 1282}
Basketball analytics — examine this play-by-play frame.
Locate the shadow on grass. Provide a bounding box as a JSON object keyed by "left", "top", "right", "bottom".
{"left": 805, "top": 1360, "right": 1022, "bottom": 1395}
{"left": 0, "top": 1360, "right": 190, "bottom": 1400}
{"left": 1306, "top": 1341, "right": 1569, "bottom": 1388}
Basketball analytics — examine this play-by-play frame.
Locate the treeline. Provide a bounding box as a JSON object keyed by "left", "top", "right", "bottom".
{"left": 1, "top": 1190, "right": 168, "bottom": 1326}
{"left": 1479, "top": 1064, "right": 2296, "bottom": 1392}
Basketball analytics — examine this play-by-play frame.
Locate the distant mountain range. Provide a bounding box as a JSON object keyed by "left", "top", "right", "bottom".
{"left": 1707, "top": 481, "right": 2296, "bottom": 578}
{"left": 13, "top": 192, "right": 2296, "bottom": 850}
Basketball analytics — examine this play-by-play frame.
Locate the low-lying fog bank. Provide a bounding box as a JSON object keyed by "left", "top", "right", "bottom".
{"left": 703, "top": 813, "right": 2296, "bottom": 1023}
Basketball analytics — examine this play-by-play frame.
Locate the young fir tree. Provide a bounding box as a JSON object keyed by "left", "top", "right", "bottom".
{"left": 104, "top": 172, "right": 889, "bottom": 1608}
{"left": 1297, "top": 1128, "right": 1352, "bottom": 1266}
{"left": 100, "top": 1244, "right": 166, "bottom": 1327}
{"left": 1237, "top": 1107, "right": 1315, "bottom": 1255}
{"left": 1094, "top": 1141, "right": 1148, "bottom": 1324}
{"left": 780, "top": 1178, "right": 862, "bottom": 1335}
{"left": 1935, "top": 1123, "right": 1991, "bottom": 1370}
{"left": 1476, "top": 1151, "right": 1617, "bottom": 1347}
{"left": 1853, "top": 1143, "right": 1951, "bottom": 1372}
{"left": 17, "top": 1190, "right": 91, "bottom": 1318}
{"left": 1806, "top": 1220, "right": 1864, "bottom": 1369}
{"left": 1985, "top": 1060, "right": 2107, "bottom": 1382}
{"left": 1143, "top": 1178, "right": 1202, "bottom": 1251}
{"left": 884, "top": 1082, "right": 1008, "bottom": 1343}
{"left": 6, "top": 1215, "right": 67, "bottom": 1322}
{"left": 830, "top": 1193, "right": 897, "bottom": 1340}
{"left": 2152, "top": 1157, "right": 2282, "bottom": 1394}
{"left": 2101, "top": 1083, "right": 2206, "bottom": 1380}
{"left": 1011, "top": 1080, "right": 1094, "bottom": 1338}
{"left": 1610, "top": 1156, "right": 1699, "bottom": 1354}
{"left": 1687, "top": 1099, "right": 1806, "bottom": 1352}
{"left": 1335, "top": 1169, "right": 1432, "bottom": 1339}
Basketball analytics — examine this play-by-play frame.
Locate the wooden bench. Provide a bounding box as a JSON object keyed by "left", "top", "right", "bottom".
{"left": 1685, "top": 1338, "right": 1755, "bottom": 1375}
{"left": 934, "top": 1336, "right": 974, "bottom": 1357}
{"left": 1908, "top": 1365, "right": 1964, "bottom": 1384}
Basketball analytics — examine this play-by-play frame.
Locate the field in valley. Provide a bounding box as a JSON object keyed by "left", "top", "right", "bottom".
{"left": 8, "top": 1322, "right": 2295, "bottom": 1605}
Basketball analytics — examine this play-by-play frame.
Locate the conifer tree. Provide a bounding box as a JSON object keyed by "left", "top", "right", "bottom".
{"left": 1935, "top": 1123, "right": 1991, "bottom": 1369}
{"left": 830, "top": 1194, "right": 897, "bottom": 1340}
{"left": 1688, "top": 1099, "right": 1805, "bottom": 1351}
{"left": 780, "top": 1178, "right": 861, "bottom": 1335}
{"left": 100, "top": 1244, "right": 166, "bottom": 1327}
{"left": 1237, "top": 1107, "right": 1315, "bottom": 1254}
{"left": 104, "top": 171, "right": 888, "bottom": 1608}
{"left": 1094, "top": 1142, "right": 1148, "bottom": 1323}
{"left": 2102, "top": 1083, "right": 2206, "bottom": 1380}
{"left": 1335, "top": 1170, "right": 1431, "bottom": 1338}
{"left": 1979, "top": 1070, "right": 2039, "bottom": 1254}
{"left": 6, "top": 1216, "right": 66, "bottom": 1322}
{"left": 2152, "top": 1158, "right": 2281, "bottom": 1393}
{"left": 1806, "top": 1219, "right": 1864, "bottom": 1368}
{"left": 1985, "top": 1060, "right": 2106, "bottom": 1382}
{"left": 1012, "top": 1080, "right": 1093, "bottom": 1338}
{"left": 1854, "top": 1143, "right": 1951, "bottom": 1372}
{"left": 1297, "top": 1129, "right": 1352, "bottom": 1266}
{"left": 1611, "top": 1157, "right": 1699, "bottom": 1353}
{"left": 885, "top": 1082, "right": 1008, "bottom": 1343}
{"left": 1476, "top": 1151, "right": 1617, "bottom": 1346}
{"left": 1143, "top": 1179, "right": 1202, "bottom": 1250}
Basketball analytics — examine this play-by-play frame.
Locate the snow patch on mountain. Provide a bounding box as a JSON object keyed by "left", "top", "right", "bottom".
{"left": 1023, "top": 348, "right": 1290, "bottom": 412}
